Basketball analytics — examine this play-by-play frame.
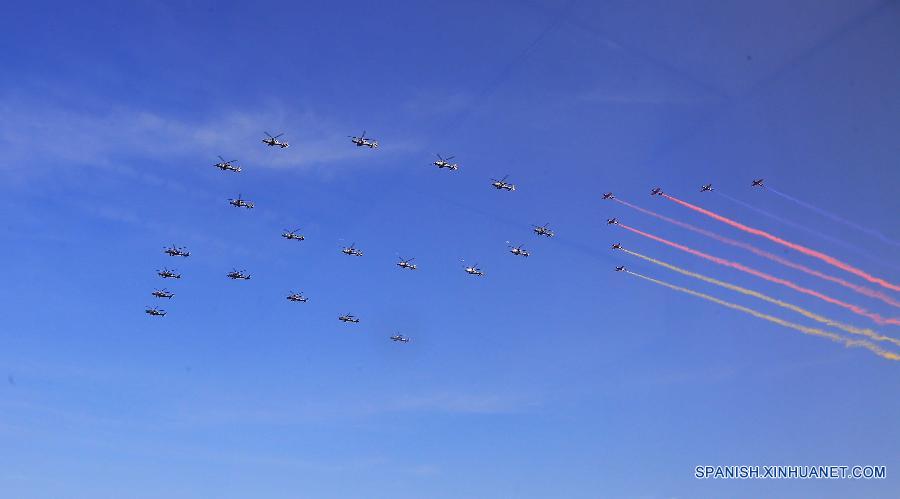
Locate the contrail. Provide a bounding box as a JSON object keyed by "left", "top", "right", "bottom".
{"left": 715, "top": 191, "right": 900, "bottom": 271}
{"left": 623, "top": 270, "right": 900, "bottom": 362}
{"left": 614, "top": 198, "right": 900, "bottom": 309}
{"left": 618, "top": 246, "right": 900, "bottom": 347}
{"left": 767, "top": 185, "right": 900, "bottom": 248}
{"left": 618, "top": 223, "right": 900, "bottom": 326}
{"left": 661, "top": 193, "right": 900, "bottom": 293}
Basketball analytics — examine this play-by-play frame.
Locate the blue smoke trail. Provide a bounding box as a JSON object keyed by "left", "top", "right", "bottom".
{"left": 715, "top": 191, "right": 900, "bottom": 271}
{"left": 766, "top": 186, "right": 900, "bottom": 248}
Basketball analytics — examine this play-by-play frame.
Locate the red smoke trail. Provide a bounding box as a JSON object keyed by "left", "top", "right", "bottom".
{"left": 618, "top": 223, "right": 900, "bottom": 327}
{"left": 614, "top": 199, "right": 900, "bottom": 309}
{"left": 661, "top": 194, "right": 900, "bottom": 293}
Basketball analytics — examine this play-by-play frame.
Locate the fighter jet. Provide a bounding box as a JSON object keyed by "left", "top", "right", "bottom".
{"left": 700, "top": 184, "right": 713, "bottom": 192}
{"left": 145, "top": 307, "right": 167, "bottom": 317}
{"left": 650, "top": 187, "right": 664, "bottom": 196}
{"left": 615, "top": 266, "right": 626, "bottom": 272}
{"left": 390, "top": 334, "right": 410, "bottom": 343}
{"left": 339, "top": 314, "right": 360, "bottom": 323}
{"left": 752, "top": 178, "right": 765, "bottom": 187}
{"left": 163, "top": 245, "right": 190, "bottom": 257}
{"left": 607, "top": 218, "right": 618, "bottom": 225}
{"left": 602, "top": 192, "right": 615, "bottom": 200}
{"left": 152, "top": 289, "right": 175, "bottom": 299}
{"left": 611, "top": 243, "right": 621, "bottom": 250}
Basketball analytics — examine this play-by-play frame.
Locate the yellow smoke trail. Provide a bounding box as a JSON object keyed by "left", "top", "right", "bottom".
{"left": 620, "top": 248, "right": 900, "bottom": 348}
{"left": 624, "top": 270, "right": 900, "bottom": 362}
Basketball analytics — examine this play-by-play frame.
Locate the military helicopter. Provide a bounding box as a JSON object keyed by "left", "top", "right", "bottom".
{"left": 508, "top": 243, "right": 530, "bottom": 257}
{"left": 163, "top": 245, "right": 190, "bottom": 257}
{"left": 286, "top": 291, "right": 308, "bottom": 303}
{"left": 615, "top": 266, "right": 626, "bottom": 272}
{"left": 464, "top": 263, "right": 485, "bottom": 276}
{"left": 397, "top": 257, "right": 417, "bottom": 270}
{"left": 651, "top": 187, "right": 664, "bottom": 196}
{"left": 342, "top": 243, "right": 363, "bottom": 257}
{"left": 262, "top": 132, "right": 289, "bottom": 148}
{"left": 157, "top": 268, "right": 181, "bottom": 279}
{"left": 152, "top": 289, "right": 175, "bottom": 299}
{"left": 533, "top": 224, "right": 555, "bottom": 237}
{"left": 491, "top": 175, "right": 516, "bottom": 191}
{"left": 700, "top": 183, "right": 714, "bottom": 192}
{"left": 432, "top": 154, "right": 459, "bottom": 170}
{"left": 282, "top": 228, "right": 305, "bottom": 241}
{"left": 607, "top": 218, "right": 618, "bottom": 225}
{"left": 752, "top": 178, "right": 765, "bottom": 187}
{"left": 390, "top": 334, "right": 410, "bottom": 343}
{"left": 349, "top": 131, "right": 378, "bottom": 148}
{"left": 339, "top": 314, "right": 360, "bottom": 323}
{"left": 226, "top": 269, "right": 251, "bottom": 280}
{"left": 228, "top": 194, "right": 254, "bottom": 209}
{"left": 214, "top": 156, "right": 241, "bottom": 173}
{"left": 611, "top": 243, "right": 622, "bottom": 250}
{"left": 602, "top": 192, "right": 615, "bottom": 200}
{"left": 145, "top": 306, "right": 167, "bottom": 317}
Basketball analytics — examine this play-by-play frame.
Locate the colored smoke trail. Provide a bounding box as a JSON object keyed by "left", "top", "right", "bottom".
{"left": 614, "top": 198, "right": 900, "bottom": 309}
{"left": 618, "top": 223, "right": 900, "bottom": 326}
{"left": 623, "top": 270, "right": 900, "bottom": 362}
{"left": 715, "top": 191, "right": 900, "bottom": 271}
{"left": 662, "top": 194, "right": 900, "bottom": 293}
{"left": 767, "top": 186, "right": 900, "bottom": 248}
{"left": 619, "top": 247, "right": 900, "bottom": 347}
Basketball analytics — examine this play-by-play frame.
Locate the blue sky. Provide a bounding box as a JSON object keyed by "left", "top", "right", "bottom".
{"left": 2, "top": 0, "right": 899, "bottom": 497}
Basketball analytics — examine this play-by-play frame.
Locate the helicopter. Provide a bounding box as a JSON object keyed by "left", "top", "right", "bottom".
{"left": 464, "top": 263, "right": 485, "bottom": 276}
{"left": 262, "top": 132, "right": 289, "bottom": 148}
{"left": 163, "top": 245, "right": 190, "bottom": 257}
{"left": 752, "top": 178, "right": 765, "bottom": 187}
{"left": 700, "top": 183, "right": 714, "bottom": 192}
{"left": 508, "top": 243, "right": 530, "bottom": 257}
{"left": 342, "top": 243, "right": 363, "bottom": 257}
{"left": 282, "top": 228, "right": 305, "bottom": 241}
{"left": 349, "top": 131, "right": 378, "bottom": 148}
{"left": 607, "top": 218, "right": 618, "bottom": 225}
{"left": 157, "top": 268, "right": 181, "bottom": 279}
{"left": 611, "top": 243, "right": 621, "bottom": 250}
{"left": 286, "top": 291, "right": 308, "bottom": 303}
{"left": 651, "top": 187, "right": 664, "bottom": 196}
{"left": 397, "top": 257, "right": 417, "bottom": 270}
{"left": 432, "top": 154, "right": 459, "bottom": 170}
{"left": 145, "top": 306, "right": 167, "bottom": 317}
{"left": 533, "top": 224, "right": 555, "bottom": 237}
{"left": 226, "top": 269, "right": 251, "bottom": 280}
{"left": 228, "top": 194, "right": 255, "bottom": 209}
{"left": 602, "top": 192, "right": 615, "bottom": 200}
{"left": 390, "top": 334, "right": 410, "bottom": 343}
{"left": 491, "top": 175, "right": 516, "bottom": 191}
{"left": 339, "top": 314, "right": 360, "bottom": 323}
{"left": 152, "top": 289, "right": 175, "bottom": 299}
{"left": 214, "top": 156, "right": 241, "bottom": 173}
{"left": 615, "top": 266, "right": 626, "bottom": 272}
